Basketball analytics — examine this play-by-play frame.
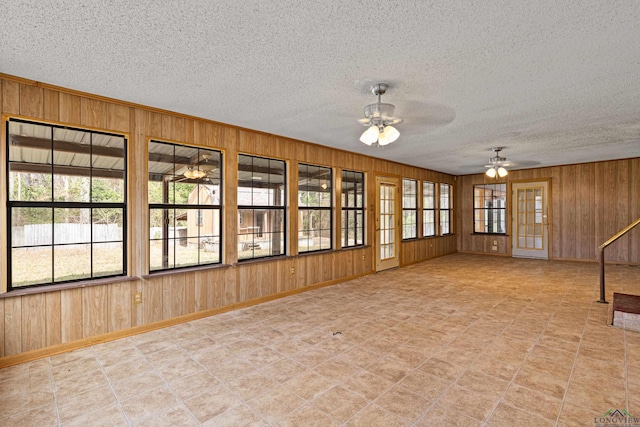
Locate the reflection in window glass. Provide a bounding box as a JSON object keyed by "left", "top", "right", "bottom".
{"left": 341, "top": 170, "right": 365, "bottom": 248}
{"left": 423, "top": 181, "right": 436, "bottom": 237}
{"left": 402, "top": 179, "right": 417, "bottom": 239}
{"left": 237, "top": 154, "right": 286, "bottom": 260}
{"left": 7, "top": 118, "right": 127, "bottom": 289}
{"left": 298, "top": 164, "right": 332, "bottom": 253}
{"left": 148, "top": 140, "right": 222, "bottom": 271}
{"left": 473, "top": 183, "right": 506, "bottom": 234}
{"left": 440, "top": 183, "right": 452, "bottom": 235}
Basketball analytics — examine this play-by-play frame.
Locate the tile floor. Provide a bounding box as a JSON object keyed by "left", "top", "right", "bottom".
{"left": 0, "top": 253, "right": 639, "bottom": 426}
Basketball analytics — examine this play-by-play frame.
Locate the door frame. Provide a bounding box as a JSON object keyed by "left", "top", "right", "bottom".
{"left": 375, "top": 175, "right": 401, "bottom": 271}
{"left": 510, "top": 179, "right": 552, "bottom": 259}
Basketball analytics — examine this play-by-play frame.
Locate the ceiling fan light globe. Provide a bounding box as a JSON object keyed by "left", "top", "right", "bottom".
{"left": 485, "top": 167, "right": 497, "bottom": 178}
{"left": 498, "top": 167, "right": 508, "bottom": 177}
{"left": 378, "top": 125, "right": 400, "bottom": 145}
{"left": 360, "top": 125, "right": 379, "bottom": 145}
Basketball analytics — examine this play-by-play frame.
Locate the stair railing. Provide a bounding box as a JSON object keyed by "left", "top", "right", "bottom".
{"left": 598, "top": 217, "right": 640, "bottom": 303}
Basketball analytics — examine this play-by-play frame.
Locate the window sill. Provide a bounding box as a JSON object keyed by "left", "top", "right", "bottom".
{"left": 1, "top": 275, "right": 139, "bottom": 298}
{"left": 235, "top": 255, "right": 290, "bottom": 266}
{"left": 471, "top": 232, "right": 508, "bottom": 236}
{"left": 143, "top": 263, "right": 233, "bottom": 278}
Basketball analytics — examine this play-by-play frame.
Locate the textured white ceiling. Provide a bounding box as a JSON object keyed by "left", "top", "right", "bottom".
{"left": 1, "top": 0, "right": 638, "bottom": 175}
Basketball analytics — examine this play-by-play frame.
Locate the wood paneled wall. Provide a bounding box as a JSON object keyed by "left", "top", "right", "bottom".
{"left": 456, "top": 159, "right": 640, "bottom": 264}
{"left": 0, "top": 75, "right": 455, "bottom": 359}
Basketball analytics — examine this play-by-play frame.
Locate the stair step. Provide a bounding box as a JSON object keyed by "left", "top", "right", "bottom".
{"left": 612, "top": 293, "right": 640, "bottom": 331}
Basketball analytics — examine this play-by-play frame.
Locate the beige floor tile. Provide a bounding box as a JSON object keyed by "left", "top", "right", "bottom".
{"left": 258, "top": 357, "right": 308, "bottom": 383}
{"left": 436, "top": 384, "right": 497, "bottom": 422}
{"left": 397, "top": 370, "right": 450, "bottom": 402}
{"left": 374, "top": 385, "right": 429, "bottom": 423}
{"left": 57, "top": 384, "right": 117, "bottom": 423}
{"left": 135, "top": 404, "right": 198, "bottom": 427}
{"left": 0, "top": 403, "right": 58, "bottom": 427}
{"left": 201, "top": 404, "right": 266, "bottom": 427}
{"left": 501, "top": 383, "right": 562, "bottom": 422}
{"left": 418, "top": 357, "right": 466, "bottom": 381}
{"left": 247, "top": 386, "right": 306, "bottom": 424}
{"left": 345, "top": 404, "right": 411, "bottom": 427}
{"left": 275, "top": 404, "right": 339, "bottom": 427}
{"left": 417, "top": 402, "right": 482, "bottom": 427}
{"left": 62, "top": 403, "right": 128, "bottom": 427}
{"left": 283, "top": 369, "right": 338, "bottom": 401}
{"left": 110, "top": 370, "right": 165, "bottom": 401}
{"left": 488, "top": 402, "right": 555, "bottom": 427}
{"left": 456, "top": 370, "right": 510, "bottom": 400}
{"left": 311, "top": 385, "right": 368, "bottom": 423}
{"left": 342, "top": 370, "right": 395, "bottom": 402}
{"left": 226, "top": 370, "right": 279, "bottom": 401}
{"left": 183, "top": 384, "right": 244, "bottom": 423}
{"left": 120, "top": 385, "right": 180, "bottom": 424}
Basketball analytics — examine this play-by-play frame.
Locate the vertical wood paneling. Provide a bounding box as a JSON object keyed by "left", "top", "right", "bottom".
{"left": 630, "top": 159, "right": 640, "bottom": 263}
{"left": 2, "top": 80, "right": 20, "bottom": 114}
{"left": 19, "top": 84, "right": 44, "bottom": 118}
{"left": 106, "top": 103, "right": 130, "bottom": 133}
{"left": 43, "top": 89, "right": 59, "bottom": 121}
{"left": 143, "top": 277, "right": 163, "bottom": 323}
{"left": 82, "top": 286, "right": 108, "bottom": 337}
{"left": 59, "top": 92, "right": 82, "bottom": 123}
{"left": 45, "top": 292, "right": 62, "bottom": 347}
{"left": 0, "top": 300, "right": 4, "bottom": 357}
{"left": 61, "top": 288, "right": 83, "bottom": 342}
{"left": 4, "top": 297, "right": 21, "bottom": 356}
{"left": 184, "top": 272, "right": 196, "bottom": 314}
{"left": 80, "top": 98, "right": 107, "bottom": 129}
{"left": 21, "top": 294, "right": 46, "bottom": 352}
{"left": 108, "top": 282, "right": 132, "bottom": 332}
{"left": 195, "top": 270, "right": 209, "bottom": 312}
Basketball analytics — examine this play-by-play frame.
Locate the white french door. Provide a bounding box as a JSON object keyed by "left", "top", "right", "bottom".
{"left": 512, "top": 181, "right": 550, "bottom": 259}
{"left": 376, "top": 176, "right": 400, "bottom": 271}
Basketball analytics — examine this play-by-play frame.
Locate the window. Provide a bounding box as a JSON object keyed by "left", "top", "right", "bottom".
{"left": 439, "top": 183, "right": 452, "bottom": 235}
{"left": 6, "top": 118, "right": 127, "bottom": 289}
{"left": 402, "top": 179, "right": 417, "bottom": 239}
{"left": 341, "top": 170, "right": 364, "bottom": 248}
{"left": 474, "top": 183, "right": 506, "bottom": 234}
{"left": 238, "top": 154, "right": 286, "bottom": 260}
{"left": 423, "top": 181, "right": 436, "bottom": 237}
{"left": 148, "top": 141, "right": 222, "bottom": 271}
{"left": 298, "top": 163, "right": 332, "bottom": 252}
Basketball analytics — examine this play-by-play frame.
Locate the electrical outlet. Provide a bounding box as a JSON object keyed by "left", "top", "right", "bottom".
{"left": 493, "top": 240, "right": 498, "bottom": 245}
{"left": 492, "top": 245, "right": 498, "bottom": 251}
{"left": 134, "top": 292, "right": 142, "bottom": 304}
{"left": 361, "top": 254, "right": 365, "bottom": 261}
{"left": 290, "top": 266, "right": 295, "bottom": 275}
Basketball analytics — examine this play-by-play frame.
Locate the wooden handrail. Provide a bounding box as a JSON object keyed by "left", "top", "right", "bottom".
{"left": 598, "top": 217, "right": 640, "bottom": 304}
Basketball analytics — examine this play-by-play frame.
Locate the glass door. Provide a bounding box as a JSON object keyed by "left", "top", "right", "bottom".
{"left": 376, "top": 176, "right": 400, "bottom": 271}
{"left": 512, "top": 181, "right": 549, "bottom": 259}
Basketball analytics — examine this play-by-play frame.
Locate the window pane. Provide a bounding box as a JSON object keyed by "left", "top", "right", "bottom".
{"left": 7, "top": 119, "right": 127, "bottom": 289}
{"left": 93, "top": 208, "right": 124, "bottom": 243}
{"left": 54, "top": 243, "right": 91, "bottom": 282}
{"left": 92, "top": 175, "right": 125, "bottom": 203}
{"left": 149, "top": 141, "right": 222, "bottom": 270}
{"left": 53, "top": 208, "right": 91, "bottom": 244}
{"left": 473, "top": 183, "right": 506, "bottom": 234}
{"left": 11, "top": 208, "right": 53, "bottom": 246}
{"left": 94, "top": 242, "right": 124, "bottom": 276}
{"left": 12, "top": 247, "right": 52, "bottom": 287}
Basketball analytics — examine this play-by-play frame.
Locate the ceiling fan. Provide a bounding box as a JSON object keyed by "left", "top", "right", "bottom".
{"left": 358, "top": 83, "right": 403, "bottom": 146}
{"left": 485, "top": 147, "right": 510, "bottom": 178}
{"left": 181, "top": 153, "right": 218, "bottom": 182}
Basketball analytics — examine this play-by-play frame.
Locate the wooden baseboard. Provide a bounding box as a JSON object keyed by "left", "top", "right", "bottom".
{"left": 0, "top": 271, "right": 372, "bottom": 369}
